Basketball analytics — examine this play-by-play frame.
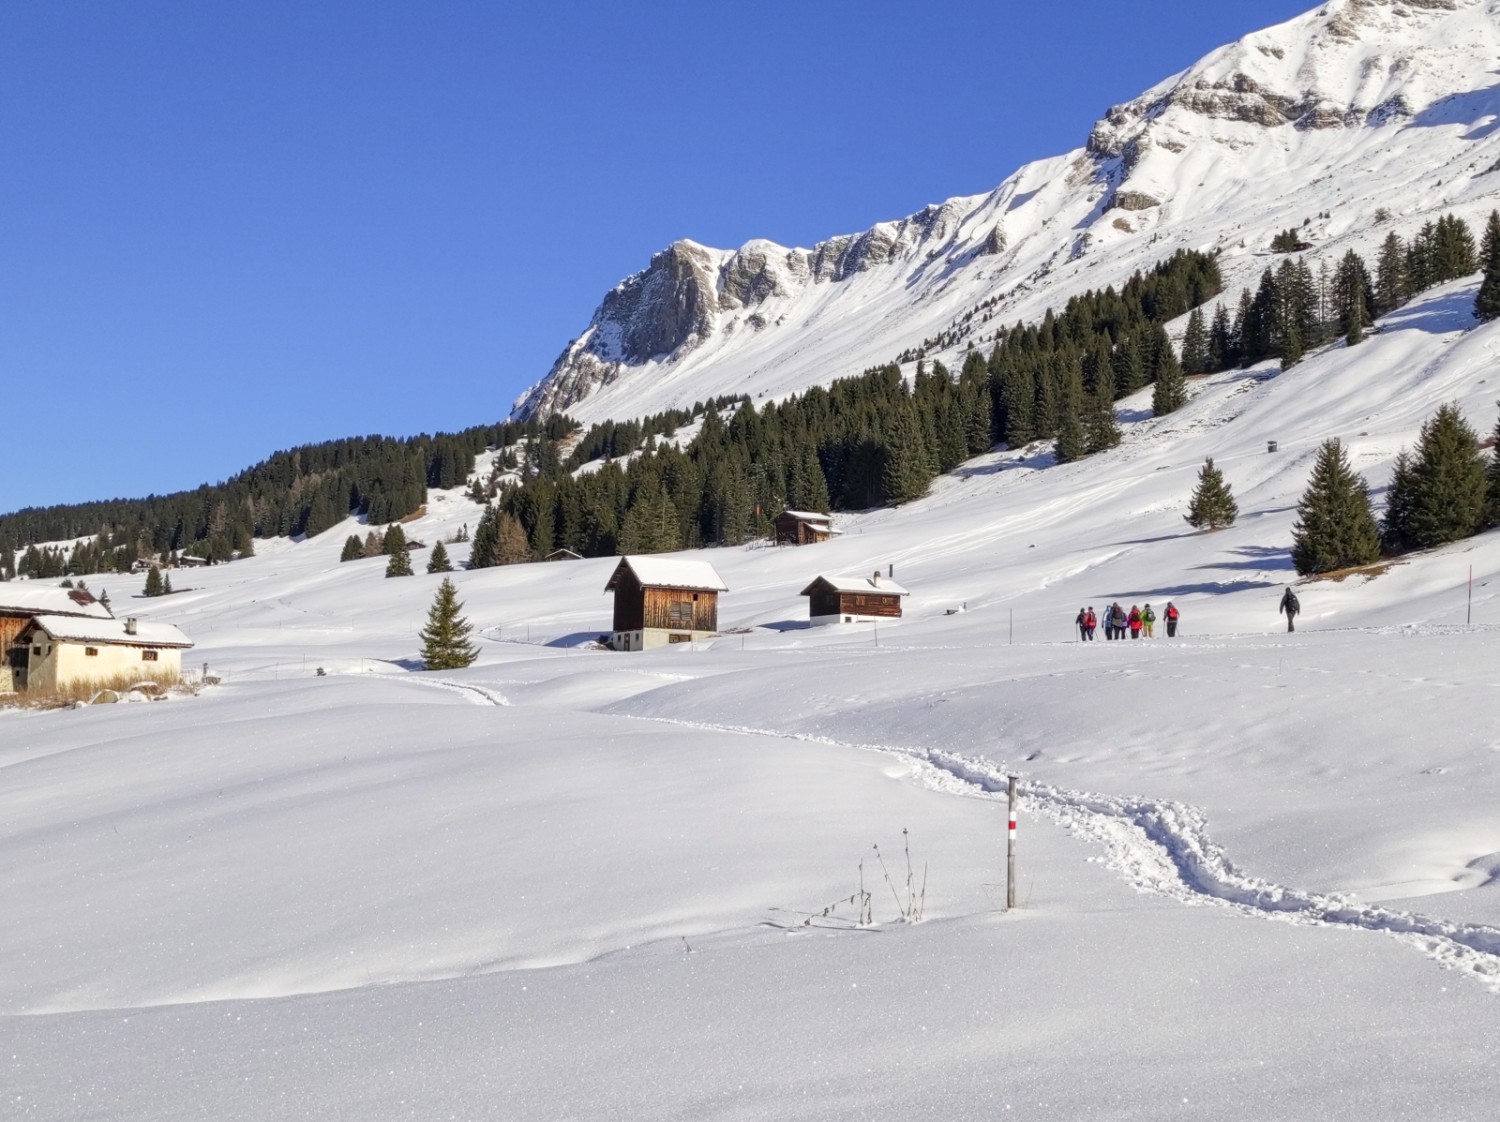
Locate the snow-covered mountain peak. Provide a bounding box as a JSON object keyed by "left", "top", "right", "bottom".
{"left": 513, "top": 0, "right": 1500, "bottom": 424}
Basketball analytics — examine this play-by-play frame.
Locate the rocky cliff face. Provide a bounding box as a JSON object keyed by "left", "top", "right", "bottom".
{"left": 514, "top": 0, "right": 1500, "bottom": 423}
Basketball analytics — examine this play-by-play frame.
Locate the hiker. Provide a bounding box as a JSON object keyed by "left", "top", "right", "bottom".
{"left": 1165, "top": 601, "right": 1180, "bottom": 638}
{"left": 1076, "top": 608, "right": 1089, "bottom": 642}
{"left": 1128, "top": 604, "right": 1143, "bottom": 639}
{"left": 1279, "top": 587, "right": 1301, "bottom": 633}
{"left": 1141, "top": 603, "right": 1156, "bottom": 639}
{"left": 1111, "top": 602, "right": 1128, "bottom": 641}
{"left": 1085, "top": 606, "right": 1097, "bottom": 641}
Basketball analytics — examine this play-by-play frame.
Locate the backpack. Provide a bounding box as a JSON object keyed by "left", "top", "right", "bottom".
{"left": 1086, "top": 610, "right": 1097, "bottom": 627}
{"left": 1142, "top": 607, "right": 1155, "bottom": 623}
{"left": 1285, "top": 591, "right": 1300, "bottom": 613}
{"left": 1166, "top": 605, "right": 1179, "bottom": 620}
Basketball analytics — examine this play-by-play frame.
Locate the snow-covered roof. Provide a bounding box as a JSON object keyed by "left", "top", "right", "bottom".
{"left": 0, "top": 585, "right": 113, "bottom": 619}
{"left": 779, "top": 510, "right": 832, "bottom": 523}
{"left": 606, "top": 557, "right": 729, "bottom": 593}
{"left": 24, "top": 615, "right": 193, "bottom": 649}
{"left": 800, "top": 574, "right": 910, "bottom": 597}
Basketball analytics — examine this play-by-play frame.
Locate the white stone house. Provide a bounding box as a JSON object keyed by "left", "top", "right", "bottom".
{"left": 11, "top": 615, "right": 193, "bottom": 693}
{"left": 1, "top": 585, "right": 115, "bottom": 692}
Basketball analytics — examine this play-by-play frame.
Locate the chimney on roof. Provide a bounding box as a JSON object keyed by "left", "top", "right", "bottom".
{"left": 872, "top": 570, "right": 881, "bottom": 587}
{"left": 889, "top": 564, "right": 894, "bottom": 579}
{"left": 125, "top": 617, "right": 138, "bottom": 636}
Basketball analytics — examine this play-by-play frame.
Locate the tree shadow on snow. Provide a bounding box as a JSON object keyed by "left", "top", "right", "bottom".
{"left": 1379, "top": 288, "right": 1483, "bottom": 336}
{"left": 1405, "top": 81, "right": 1500, "bottom": 142}
{"left": 546, "top": 631, "right": 609, "bottom": 648}
{"left": 759, "top": 620, "right": 811, "bottom": 633}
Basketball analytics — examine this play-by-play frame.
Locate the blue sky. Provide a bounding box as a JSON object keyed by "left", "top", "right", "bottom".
{"left": 1, "top": 0, "right": 1313, "bottom": 513}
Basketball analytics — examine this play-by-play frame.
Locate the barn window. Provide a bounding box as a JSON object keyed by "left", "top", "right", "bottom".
{"left": 667, "top": 599, "right": 693, "bottom": 626}
{"left": 141, "top": 650, "right": 159, "bottom": 662}
{"left": 32, "top": 646, "right": 41, "bottom": 656}
{"left": 85, "top": 647, "right": 99, "bottom": 657}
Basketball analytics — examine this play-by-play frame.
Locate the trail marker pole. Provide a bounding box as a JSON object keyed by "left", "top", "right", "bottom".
{"left": 1009, "top": 610, "right": 1014, "bottom": 646}
{"left": 1006, "top": 775, "right": 1018, "bottom": 910}
{"left": 1468, "top": 565, "right": 1473, "bottom": 626}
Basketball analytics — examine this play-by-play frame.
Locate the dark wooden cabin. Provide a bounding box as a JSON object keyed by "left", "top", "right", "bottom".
{"left": 604, "top": 557, "right": 729, "bottom": 650}
{"left": 774, "top": 510, "right": 840, "bottom": 546}
{"left": 800, "top": 572, "right": 909, "bottom": 624}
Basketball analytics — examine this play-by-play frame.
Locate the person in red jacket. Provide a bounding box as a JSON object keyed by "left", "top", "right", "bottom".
{"left": 1165, "top": 601, "right": 1180, "bottom": 638}
{"left": 1084, "top": 606, "right": 1097, "bottom": 641}
{"left": 1128, "top": 605, "right": 1143, "bottom": 639}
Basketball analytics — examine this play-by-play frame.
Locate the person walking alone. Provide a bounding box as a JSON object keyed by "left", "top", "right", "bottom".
{"left": 1279, "top": 587, "right": 1301, "bottom": 633}
{"left": 1165, "top": 601, "right": 1180, "bottom": 638}
{"left": 1141, "top": 603, "right": 1156, "bottom": 638}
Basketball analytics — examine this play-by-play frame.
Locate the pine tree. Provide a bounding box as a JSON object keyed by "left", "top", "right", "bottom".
{"left": 382, "top": 522, "right": 407, "bottom": 556}
{"left": 1054, "top": 362, "right": 1087, "bottom": 464}
{"left": 1084, "top": 360, "right": 1121, "bottom": 454}
{"left": 163, "top": 572, "right": 174, "bottom": 595}
{"left": 143, "top": 566, "right": 163, "bottom": 597}
{"left": 881, "top": 399, "right": 934, "bottom": 505}
{"left": 468, "top": 505, "right": 499, "bottom": 568}
{"left": 1381, "top": 450, "right": 1418, "bottom": 553}
{"left": 496, "top": 512, "right": 533, "bottom": 563}
{"left": 1487, "top": 402, "right": 1500, "bottom": 529}
{"left": 1403, "top": 403, "right": 1487, "bottom": 548}
{"left": 1290, "top": 439, "right": 1382, "bottom": 576}
{"left": 1476, "top": 211, "right": 1500, "bottom": 323}
{"left": 419, "top": 577, "right": 478, "bottom": 670}
{"left": 340, "top": 535, "right": 364, "bottom": 562}
{"left": 1180, "top": 308, "right": 1208, "bottom": 374}
{"left": 1151, "top": 342, "right": 1188, "bottom": 416}
{"left": 1185, "top": 458, "right": 1238, "bottom": 530}
{"left": 1376, "top": 232, "right": 1409, "bottom": 315}
{"left": 363, "top": 529, "right": 384, "bottom": 557}
{"left": 386, "top": 546, "right": 414, "bottom": 577}
{"left": 427, "top": 540, "right": 453, "bottom": 573}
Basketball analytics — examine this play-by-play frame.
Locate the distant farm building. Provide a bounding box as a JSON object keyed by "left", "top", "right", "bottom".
{"left": 605, "top": 557, "right": 727, "bottom": 651}
{"left": 546, "top": 548, "right": 583, "bottom": 562}
{"left": 800, "top": 572, "right": 909, "bottom": 626}
{"left": 1, "top": 586, "right": 114, "bottom": 692}
{"left": 774, "top": 510, "right": 840, "bottom": 546}
{"left": 8, "top": 615, "right": 192, "bottom": 694}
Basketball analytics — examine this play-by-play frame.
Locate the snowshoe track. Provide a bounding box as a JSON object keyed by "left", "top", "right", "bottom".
{"left": 635, "top": 715, "right": 1500, "bottom": 990}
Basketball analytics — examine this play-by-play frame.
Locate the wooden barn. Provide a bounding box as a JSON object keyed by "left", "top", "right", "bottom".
{"left": 1, "top": 585, "right": 115, "bottom": 693}
{"left": 773, "top": 510, "right": 840, "bottom": 546}
{"left": 800, "top": 572, "right": 909, "bottom": 626}
{"left": 604, "top": 557, "right": 728, "bottom": 651}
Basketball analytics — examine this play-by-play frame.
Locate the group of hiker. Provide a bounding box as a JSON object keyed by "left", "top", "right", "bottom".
{"left": 1074, "top": 588, "right": 1303, "bottom": 641}
{"left": 1075, "top": 602, "right": 1179, "bottom": 641}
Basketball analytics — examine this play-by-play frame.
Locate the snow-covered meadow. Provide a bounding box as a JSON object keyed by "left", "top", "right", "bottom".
{"left": 7, "top": 275, "right": 1500, "bottom": 1119}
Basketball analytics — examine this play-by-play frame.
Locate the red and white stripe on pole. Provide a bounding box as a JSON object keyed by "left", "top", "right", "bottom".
{"left": 1008, "top": 808, "right": 1017, "bottom": 838}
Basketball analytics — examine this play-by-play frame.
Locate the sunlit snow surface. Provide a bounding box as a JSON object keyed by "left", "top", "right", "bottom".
{"left": 7, "top": 273, "right": 1500, "bottom": 1118}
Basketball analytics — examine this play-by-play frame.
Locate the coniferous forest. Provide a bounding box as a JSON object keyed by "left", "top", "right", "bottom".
{"left": 7, "top": 207, "right": 1500, "bottom": 579}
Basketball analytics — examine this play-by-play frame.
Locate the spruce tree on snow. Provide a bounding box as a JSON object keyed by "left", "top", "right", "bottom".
{"left": 1184, "top": 458, "right": 1238, "bottom": 531}
{"left": 382, "top": 522, "right": 407, "bottom": 556}
{"left": 1151, "top": 341, "right": 1188, "bottom": 416}
{"left": 340, "top": 535, "right": 364, "bottom": 562}
{"left": 386, "top": 545, "right": 414, "bottom": 577}
{"left": 1381, "top": 450, "right": 1419, "bottom": 554}
{"left": 468, "top": 505, "right": 500, "bottom": 569}
{"left": 163, "top": 572, "right": 174, "bottom": 595}
{"left": 1401, "top": 403, "right": 1488, "bottom": 548}
{"left": 1290, "top": 439, "right": 1382, "bottom": 576}
{"left": 1054, "top": 363, "right": 1087, "bottom": 464}
{"left": 1180, "top": 308, "right": 1208, "bottom": 375}
{"left": 1487, "top": 402, "right": 1500, "bottom": 529}
{"left": 143, "top": 566, "right": 164, "bottom": 597}
{"left": 426, "top": 540, "right": 453, "bottom": 573}
{"left": 419, "top": 578, "right": 478, "bottom": 671}
{"left": 495, "top": 511, "right": 534, "bottom": 564}
{"left": 1476, "top": 211, "right": 1500, "bottom": 323}
{"left": 1084, "top": 361, "right": 1121, "bottom": 454}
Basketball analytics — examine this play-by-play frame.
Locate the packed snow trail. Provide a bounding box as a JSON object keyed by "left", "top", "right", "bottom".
{"left": 396, "top": 675, "right": 511, "bottom": 707}
{"left": 632, "top": 715, "right": 1500, "bottom": 991}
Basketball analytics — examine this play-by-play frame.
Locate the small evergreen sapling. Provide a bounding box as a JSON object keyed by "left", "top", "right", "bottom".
{"left": 386, "top": 546, "right": 414, "bottom": 577}
{"left": 1185, "top": 458, "right": 1238, "bottom": 530}
{"left": 420, "top": 577, "right": 479, "bottom": 670}
{"left": 426, "top": 540, "right": 453, "bottom": 574}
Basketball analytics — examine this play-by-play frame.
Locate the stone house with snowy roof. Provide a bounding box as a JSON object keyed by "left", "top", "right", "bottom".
{"left": 10, "top": 615, "right": 193, "bottom": 693}
{"left": 800, "top": 572, "right": 909, "bottom": 626}
{"left": 604, "top": 557, "right": 728, "bottom": 651}
{"left": 0, "top": 585, "right": 115, "bottom": 692}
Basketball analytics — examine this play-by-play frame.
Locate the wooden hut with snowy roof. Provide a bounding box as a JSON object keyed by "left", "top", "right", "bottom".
{"left": 10, "top": 615, "right": 192, "bottom": 693}
{"left": 773, "top": 510, "right": 841, "bottom": 546}
{"left": 800, "top": 571, "right": 909, "bottom": 626}
{"left": 604, "top": 557, "right": 728, "bottom": 651}
{"left": 0, "top": 585, "right": 115, "bottom": 692}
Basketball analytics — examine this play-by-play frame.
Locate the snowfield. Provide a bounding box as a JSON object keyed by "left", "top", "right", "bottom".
{"left": 7, "top": 271, "right": 1500, "bottom": 1118}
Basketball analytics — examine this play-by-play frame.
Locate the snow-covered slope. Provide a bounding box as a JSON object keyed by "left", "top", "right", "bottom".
{"left": 514, "top": 0, "right": 1500, "bottom": 423}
